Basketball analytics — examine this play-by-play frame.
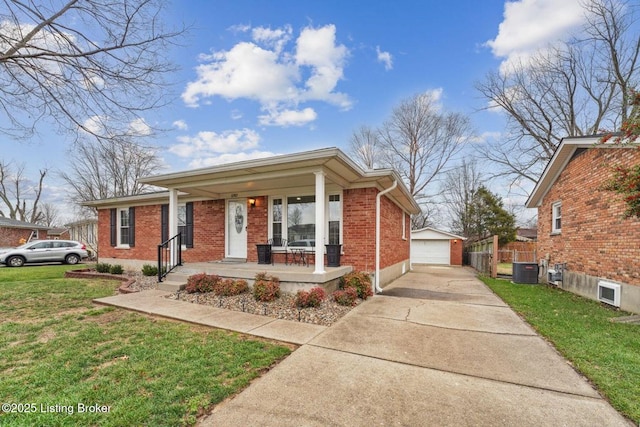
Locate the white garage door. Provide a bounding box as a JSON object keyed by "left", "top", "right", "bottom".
{"left": 411, "top": 239, "right": 450, "bottom": 265}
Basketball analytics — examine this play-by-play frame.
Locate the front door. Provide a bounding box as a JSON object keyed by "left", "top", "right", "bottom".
{"left": 227, "top": 199, "right": 247, "bottom": 258}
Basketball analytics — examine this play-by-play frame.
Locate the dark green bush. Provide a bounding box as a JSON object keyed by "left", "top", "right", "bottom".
{"left": 109, "top": 264, "right": 124, "bottom": 275}
{"left": 141, "top": 264, "right": 158, "bottom": 277}
{"left": 96, "top": 263, "right": 111, "bottom": 273}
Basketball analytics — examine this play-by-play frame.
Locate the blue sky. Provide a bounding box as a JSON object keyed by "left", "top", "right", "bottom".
{"left": 2, "top": 0, "right": 594, "bottom": 225}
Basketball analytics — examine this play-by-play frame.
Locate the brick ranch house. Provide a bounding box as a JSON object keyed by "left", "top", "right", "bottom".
{"left": 0, "top": 218, "right": 50, "bottom": 247}
{"left": 526, "top": 135, "right": 640, "bottom": 314}
{"left": 85, "top": 148, "right": 420, "bottom": 292}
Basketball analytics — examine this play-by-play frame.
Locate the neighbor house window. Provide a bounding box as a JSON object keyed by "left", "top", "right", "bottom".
{"left": 552, "top": 202, "right": 562, "bottom": 233}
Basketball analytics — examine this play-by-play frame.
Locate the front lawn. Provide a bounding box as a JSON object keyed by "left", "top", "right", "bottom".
{"left": 0, "top": 265, "right": 292, "bottom": 426}
{"left": 480, "top": 277, "right": 640, "bottom": 423}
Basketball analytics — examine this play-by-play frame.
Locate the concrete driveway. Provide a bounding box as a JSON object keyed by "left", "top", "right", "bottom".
{"left": 200, "top": 266, "right": 631, "bottom": 426}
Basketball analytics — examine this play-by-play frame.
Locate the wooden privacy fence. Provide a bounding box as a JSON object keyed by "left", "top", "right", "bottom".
{"left": 498, "top": 241, "right": 537, "bottom": 263}
{"left": 465, "top": 235, "right": 498, "bottom": 278}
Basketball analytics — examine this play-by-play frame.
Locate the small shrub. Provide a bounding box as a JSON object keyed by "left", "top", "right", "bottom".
{"left": 214, "top": 278, "right": 249, "bottom": 296}
{"left": 109, "top": 264, "right": 124, "bottom": 275}
{"left": 141, "top": 264, "right": 158, "bottom": 277}
{"left": 295, "top": 287, "right": 326, "bottom": 308}
{"left": 340, "top": 271, "right": 373, "bottom": 300}
{"left": 95, "top": 263, "right": 111, "bottom": 273}
{"left": 333, "top": 287, "right": 358, "bottom": 306}
{"left": 185, "top": 273, "right": 220, "bottom": 294}
{"left": 253, "top": 273, "right": 280, "bottom": 302}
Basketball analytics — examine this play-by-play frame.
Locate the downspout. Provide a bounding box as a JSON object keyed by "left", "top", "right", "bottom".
{"left": 375, "top": 179, "right": 397, "bottom": 294}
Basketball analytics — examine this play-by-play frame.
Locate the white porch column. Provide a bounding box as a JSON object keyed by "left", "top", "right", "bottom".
{"left": 168, "top": 188, "right": 179, "bottom": 265}
{"left": 314, "top": 171, "right": 326, "bottom": 274}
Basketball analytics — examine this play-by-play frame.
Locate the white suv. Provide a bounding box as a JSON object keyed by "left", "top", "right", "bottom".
{"left": 0, "top": 240, "right": 89, "bottom": 267}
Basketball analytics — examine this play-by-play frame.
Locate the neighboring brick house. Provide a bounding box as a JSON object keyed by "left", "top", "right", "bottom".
{"left": 0, "top": 218, "right": 50, "bottom": 247}
{"left": 85, "top": 148, "right": 420, "bottom": 290}
{"left": 526, "top": 135, "right": 640, "bottom": 313}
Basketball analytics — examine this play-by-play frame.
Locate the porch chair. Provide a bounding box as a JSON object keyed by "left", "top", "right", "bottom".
{"left": 267, "top": 238, "right": 288, "bottom": 265}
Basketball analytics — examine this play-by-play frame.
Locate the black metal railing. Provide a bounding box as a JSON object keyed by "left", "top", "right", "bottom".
{"left": 158, "top": 233, "right": 182, "bottom": 282}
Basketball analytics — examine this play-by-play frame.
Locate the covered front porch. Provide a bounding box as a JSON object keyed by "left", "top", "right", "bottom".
{"left": 158, "top": 261, "right": 353, "bottom": 294}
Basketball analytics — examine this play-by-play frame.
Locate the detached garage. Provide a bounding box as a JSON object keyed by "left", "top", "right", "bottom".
{"left": 411, "top": 227, "right": 465, "bottom": 266}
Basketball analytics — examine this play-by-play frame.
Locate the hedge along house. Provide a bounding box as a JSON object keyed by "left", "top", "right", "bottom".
{"left": 85, "top": 148, "right": 420, "bottom": 292}
{"left": 526, "top": 135, "right": 640, "bottom": 314}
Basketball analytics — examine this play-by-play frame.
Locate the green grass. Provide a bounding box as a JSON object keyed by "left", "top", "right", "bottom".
{"left": 0, "top": 265, "right": 292, "bottom": 426}
{"left": 480, "top": 277, "right": 640, "bottom": 423}
{"left": 496, "top": 262, "right": 512, "bottom": 275}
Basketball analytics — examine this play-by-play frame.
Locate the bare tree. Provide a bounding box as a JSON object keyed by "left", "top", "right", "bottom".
{"left": 0, "top": 161, "right": 46, "bottom": 223}
{"left": 378, "top": 92, "right": 473, "bottom": 203}
{"left": 476, "top": 0, "right": 639, "bottom": 184}
{"left": 58, "top": 138, "right": 162, "bottom": 207}
{"left": 349, "top": 125, "right": 382, "bottom": 169}
{"left": 350, "top": 92, "right": 475, "bottom": 227}
{"left": 441, "top": 159, "right": 484, "bottom": 237}
{"left": 0, "top": 0, "right": 184, "bottom": 143}
{"left": 38, "top": 202, "right": 60, "bottom": 227}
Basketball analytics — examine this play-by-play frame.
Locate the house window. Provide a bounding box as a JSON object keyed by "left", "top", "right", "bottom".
{"left": 328, "top": 194, "right": 341, "bottom": 245}
{"left": 272, "top": 198, "right": 283, "bottom": 243}
{"left": 119, "top": 208, "right": 130, "bottom": 246}
{"left": 269, "top": 193, "right": 342, "bottom": 248}
{"left": 178, "top": 204, "right": 187, "bottom": 242}
{"left": 287, "top": 196, "right": 315, "bottom": 245}
{"left": 552, "top": 202, "right": 562, "bottom": 233}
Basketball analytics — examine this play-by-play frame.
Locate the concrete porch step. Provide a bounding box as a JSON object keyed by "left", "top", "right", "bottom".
{"left": 157, "top": 279, "right": 187, "bottom": 292}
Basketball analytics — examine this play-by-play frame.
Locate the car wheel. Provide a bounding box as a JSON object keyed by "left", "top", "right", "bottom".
{"left": 7, "top": 256, "right": 25, "bottom": 267}
{"left": 65, "top": 254, "right": 80, "bottom": 265}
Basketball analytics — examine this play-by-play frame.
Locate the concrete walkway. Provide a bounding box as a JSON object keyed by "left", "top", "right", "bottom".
{"left": 96, "top": 266, "right": 632, "bottom": 426}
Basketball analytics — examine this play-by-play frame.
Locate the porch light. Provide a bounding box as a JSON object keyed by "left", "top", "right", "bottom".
{"left": 248, "top": 198, "right": 256, "bottom": 209}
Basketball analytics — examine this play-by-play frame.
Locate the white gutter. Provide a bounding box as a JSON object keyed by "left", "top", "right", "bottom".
{"left": 375, "top": 179, "right": 398, "bottom": 294}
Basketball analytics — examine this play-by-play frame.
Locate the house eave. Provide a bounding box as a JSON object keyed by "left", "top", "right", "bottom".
{"left": 91, "top": 148, "right": 420, "bottom": 215}
{"left": 525, "top": 135, "right": 639, "bottom": 208}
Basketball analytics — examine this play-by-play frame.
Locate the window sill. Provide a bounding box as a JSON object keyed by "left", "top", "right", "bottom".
{"left": 115, "top": 245, "right": 130, "bottom": 249}
{"left": 550, "top": 231, "right": 561, "bottom": 236}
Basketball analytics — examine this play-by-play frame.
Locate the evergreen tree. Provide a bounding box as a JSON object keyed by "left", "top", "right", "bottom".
{"left": 468, "top": 186, "right": 517, "bottom": 245}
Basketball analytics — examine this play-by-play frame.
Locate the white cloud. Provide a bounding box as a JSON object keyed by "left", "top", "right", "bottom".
{"left": 169, "top": 128, "right": 261, "bottom": 158}
{"left": 128, "top": 118, "right": 152, "bottom": 136}
{"left": 376, "top": 46, "right": 393, "bottom": 70}
{"left": 182, "top": 24, "right": 351, "bottom": 126}
{"left": 258, "top": 107, "right": 317, "bottom": 127}
{"left": 189, "top": 150, "right": 276, "bottom": 169}
{"left": 252, "top": 25, "right": 292, "bottom": 54}
{"left": 173, "top": 120, "right": 188, "bottom": 130}
{"left": 295, "top": 25, "right": 351, "bottom": 108}
{"left": 469, "top": 131, "right": 502, "bottom": 144}
{"left": 183, "top": 42, "right": 298, "bottom": 107}
{"left": 486, "top": 0, "right": 586, "bottom": 73}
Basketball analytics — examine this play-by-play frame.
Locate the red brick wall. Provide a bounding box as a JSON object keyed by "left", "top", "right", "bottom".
{"left": 342, "top": 188, "right": 410, "bottom": 272}
{"left": 538, "top": 147, "right": 640, "bottom": 285}
{"left": 247, "top": 196, "right": 268, "bottom": 263}
{"left": 450, "top": 239, "right": 463, "bottom": 266}
{"left": 96, "top": 190, "right": 412, "bottom": 272}
{"left": 0, "top": 227, "right": 34, "bottom": 247}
